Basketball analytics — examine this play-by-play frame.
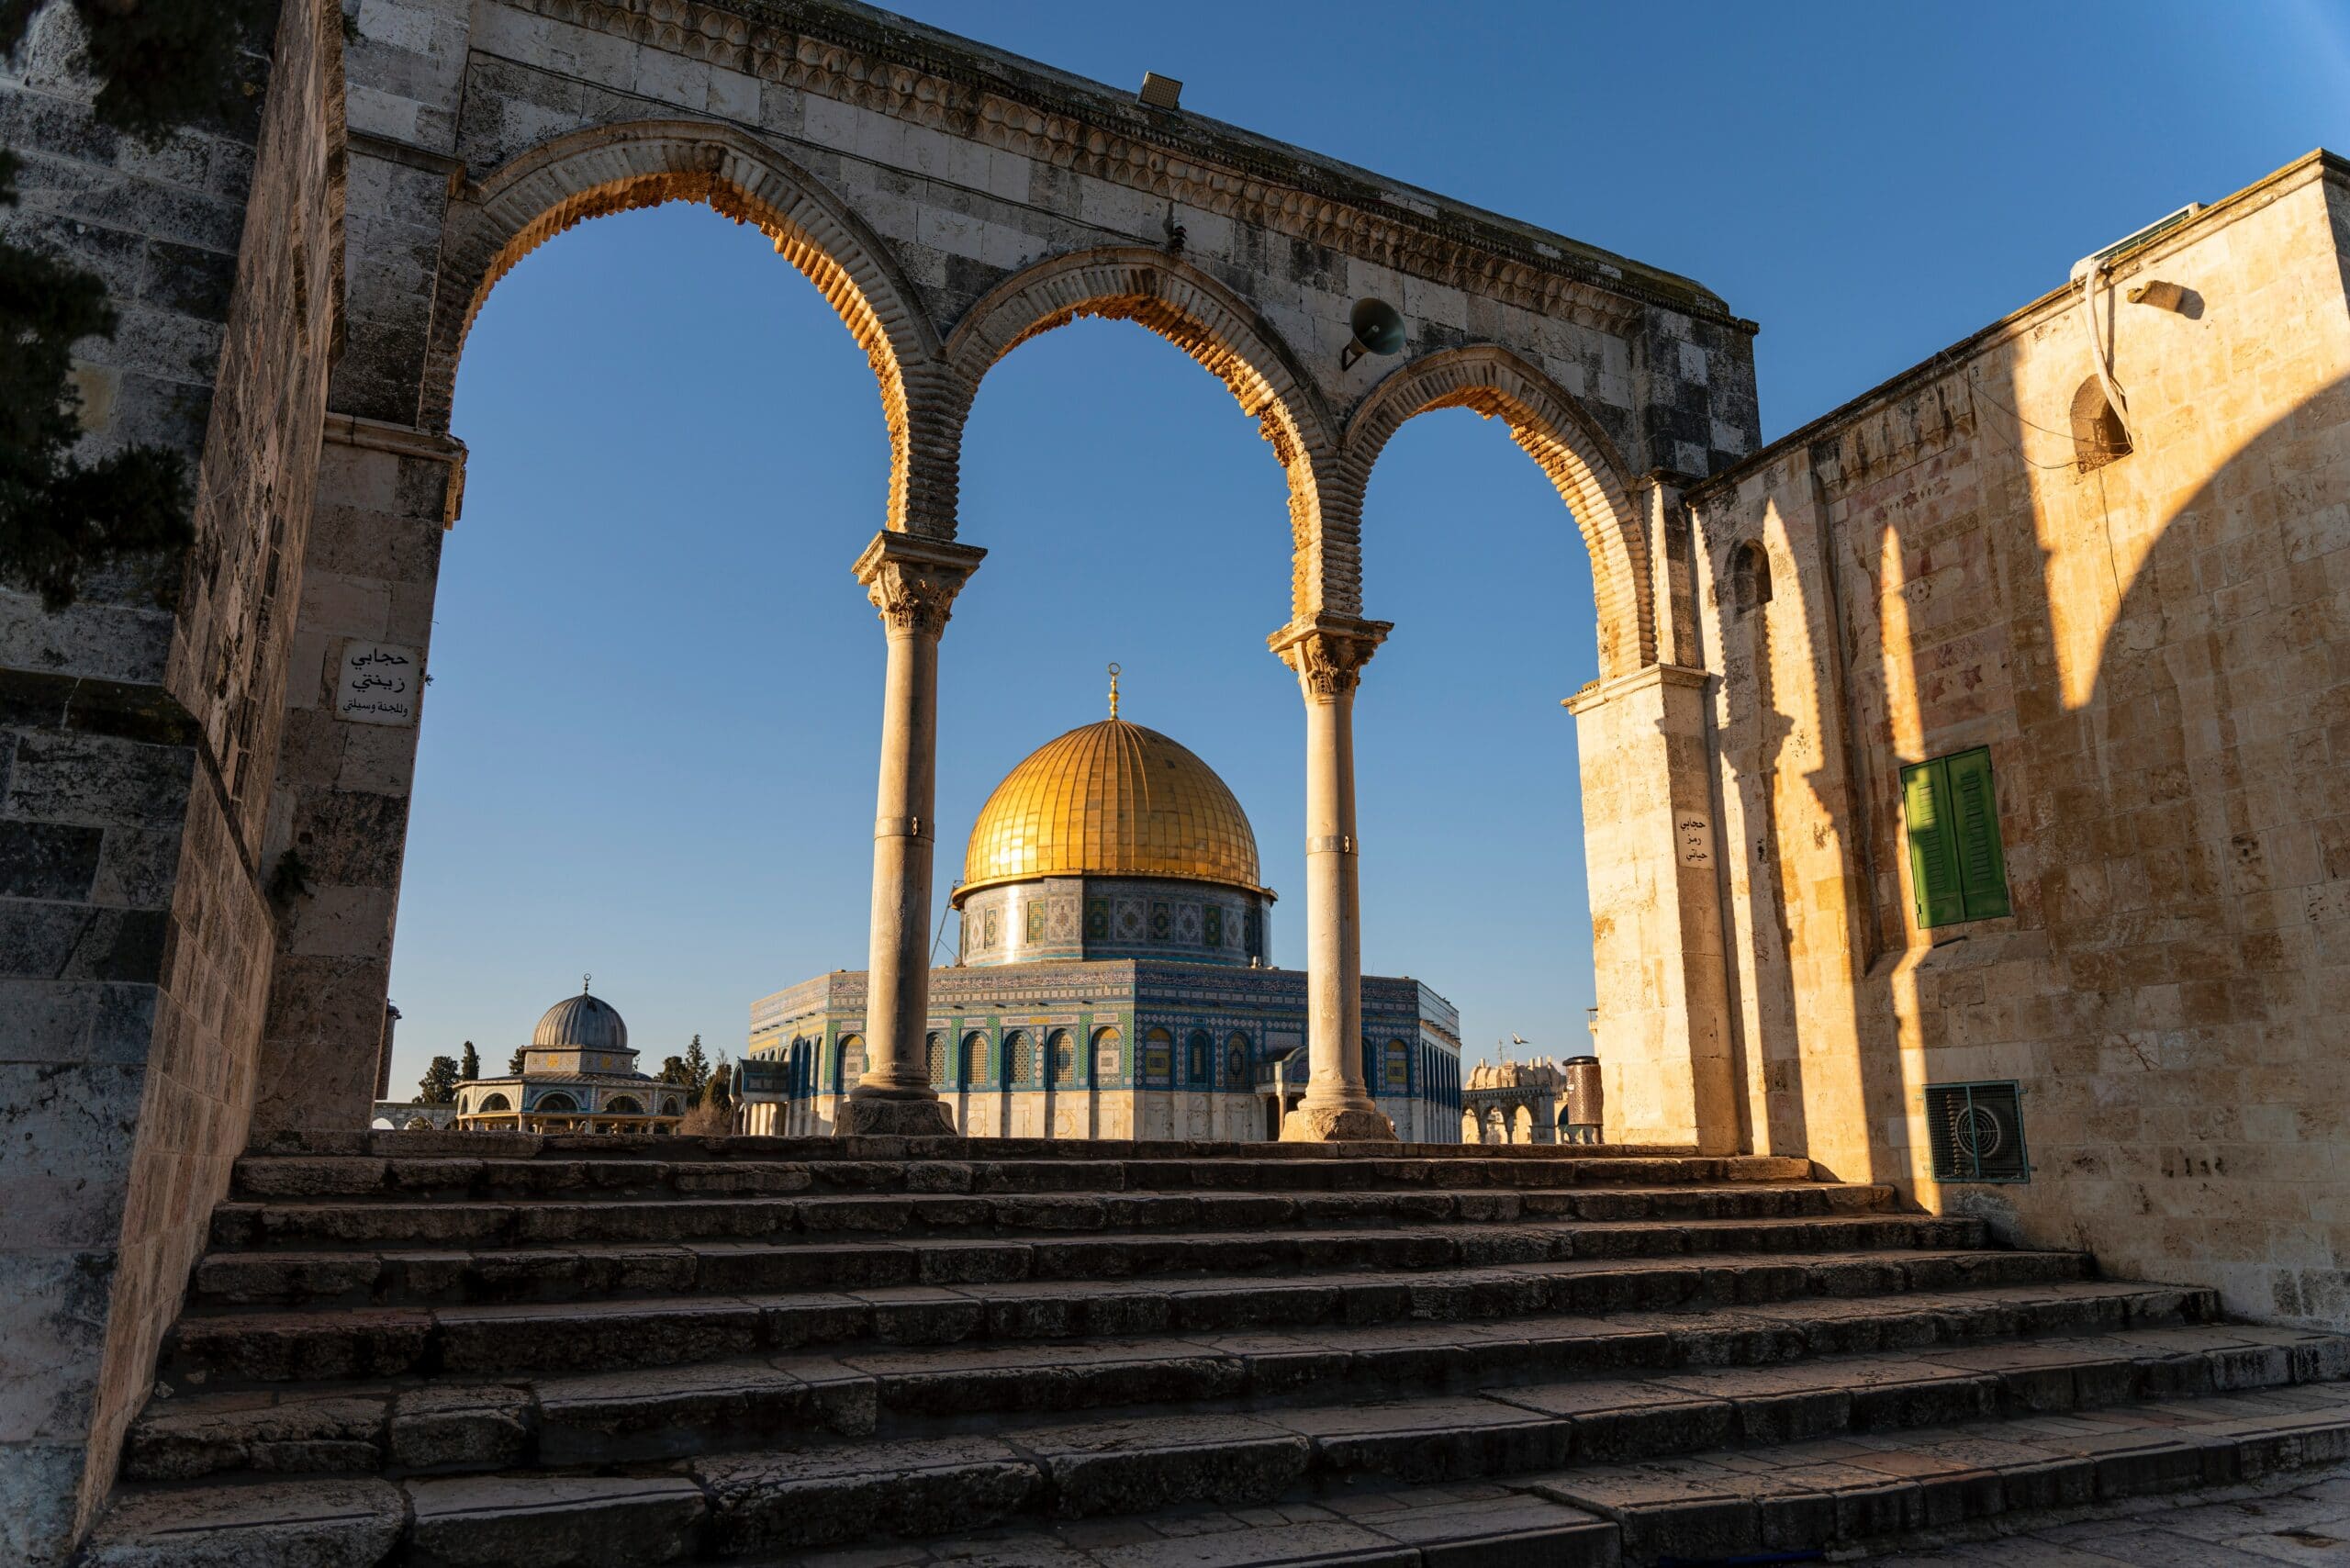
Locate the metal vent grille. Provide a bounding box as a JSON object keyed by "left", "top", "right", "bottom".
{"left": 1924, "top": 1081, "right": 2030, "bottom": 1182}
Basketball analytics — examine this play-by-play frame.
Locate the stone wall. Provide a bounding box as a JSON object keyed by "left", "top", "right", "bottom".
{"left": 1692, "top": 152, "right": 2350, "bottom": 1327}
{"left": 0, "top": 1, "right": 344, "bottom": 1558}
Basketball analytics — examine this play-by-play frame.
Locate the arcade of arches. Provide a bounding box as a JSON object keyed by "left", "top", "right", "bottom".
{"left": 7, "top": 0, "right": 2350, "bottom": 1554}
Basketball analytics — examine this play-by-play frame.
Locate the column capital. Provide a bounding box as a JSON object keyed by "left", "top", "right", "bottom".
{"left": 854, "top": 531, "right": 986, "bottom": 637}
{"left": 1268, "top": 614, "right": 1392, "bottom": 700}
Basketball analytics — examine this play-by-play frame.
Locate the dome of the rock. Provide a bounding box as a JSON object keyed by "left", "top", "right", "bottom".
{"left": 957, "top": 717, "right": 1266, "bottom": 902}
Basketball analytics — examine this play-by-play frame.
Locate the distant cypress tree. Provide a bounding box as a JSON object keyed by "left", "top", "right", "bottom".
{"left": 416, "top": 1056, "right": 461, "bottom": 1105}
{"left": 705, "top": 1059, "right": 734, "bottom": 1112}
{"left": 460, "top": 1040, "right": 480, "bottom": 1081}
{"left": 508, "top": 1047, "right": 527, "bottom": 1074}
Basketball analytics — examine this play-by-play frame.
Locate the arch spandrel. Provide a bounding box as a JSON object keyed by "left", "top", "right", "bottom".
{"left": 1339, "top": 345, "right": 1654, "bottom": 678}
{"left": 428, "top": 121, "right": 955, "bottom": 537}
{"left": 940, "top": 248, "right": 1342, "bottom": 622}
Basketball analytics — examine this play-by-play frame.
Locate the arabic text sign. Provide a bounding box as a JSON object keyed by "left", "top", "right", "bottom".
{"left": 335, "top": 642, "right": 422, "bottom": 727}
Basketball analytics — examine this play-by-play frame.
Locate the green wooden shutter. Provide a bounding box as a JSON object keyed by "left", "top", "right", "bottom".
{"left": 1903, "top": 758, "right": 1967, "bottom": 928}
{"left": 1946, "top": 747, "right": 2011, "bottom": 920}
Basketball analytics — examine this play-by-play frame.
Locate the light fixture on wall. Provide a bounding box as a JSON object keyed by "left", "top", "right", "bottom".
{"left": 1339, "top": 297, "right": 1406, "bottom": 370}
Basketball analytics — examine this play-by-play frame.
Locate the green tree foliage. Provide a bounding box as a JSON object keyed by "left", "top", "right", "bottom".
{"left": 682, "top": 1035, "right": 711, "bottom": 1093}
{"left": 657, "top": 1055, "right": 690, "bottom": 1086}
{"left": 459, "top": 1040, "right": 479, "bottom": 1081}
{"left": 416, "top": 1055, "right": 461, "bottom": 1105}
{"left": 0, "top": 0, "right": 273, "bottom": 608}
{"left": 679, "top": 1057, "right": 735, "bottom": 1137}
{"left": 508, "top": 1047, "right": 527, "bottom": 1074}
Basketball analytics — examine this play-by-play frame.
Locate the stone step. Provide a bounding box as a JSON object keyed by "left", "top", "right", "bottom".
{"left": 196, "top": 1181, "right": 1900, "bottom": 1272}
{"left": 230, "top": 1149, "right": 1818, "bottom": 1204}
{"left": 846, "top": 1381, "right": 2350, "bottom": 1568}
{"left": 207, "top": 1204, "right": 1945, "bottom": 1279}
{"left": 136, "top": 1277, "right": 2201, "bottom": 1480}
{"left": 88, "top": 1334, "right": 2350, "bottom": 1563}
{"left": 168, "top": 1214, "right": 1994, "bottom": 1366}
{"left": 160, "top": 1247, "right": 2107, "bottom": 1400}
{"left": 197, "top": 1193, "right": 1927, "bottom": 1306}
{"left": 186, "top": 1230, "right": 2076, "bottom": 1327}
{"left": 1526, "top": 1379, "right": 2350, "bottom": 1564}
{"left": 254, "top": 1128, "right": 1739, "bottom": 1165}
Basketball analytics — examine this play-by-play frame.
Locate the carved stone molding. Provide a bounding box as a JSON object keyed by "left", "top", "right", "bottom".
{"left": 1269, "top": 614, "right": 1392, "bottom": 700}
{"left": 322, "top": 414, "right": 468, "bottom": 527}
{"left": 520, "top": 0, "right": 1728, "bottom": 334}
{"left": 854, "top": 531, "right": 986, "bottom": 637}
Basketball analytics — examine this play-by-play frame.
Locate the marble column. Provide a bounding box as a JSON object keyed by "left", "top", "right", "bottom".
{"left": 1269, "top": 614, "right": 1398, "bottom": 1143}
{"left": 838, "top": 531, "right": 984, "bottom": 1137}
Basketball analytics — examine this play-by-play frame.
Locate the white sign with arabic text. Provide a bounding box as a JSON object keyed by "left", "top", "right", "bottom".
{"left": 334, "top": 642, "right": 423, "bottom": 727}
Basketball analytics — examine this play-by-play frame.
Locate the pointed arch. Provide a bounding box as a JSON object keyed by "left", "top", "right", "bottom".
{"left": 943, "top": 248, "right": 1339, "bottom": 620}
{"left": 1341, "top": 345, "right": 1652, "bottom": 678}
{"left": 428, "top": 120, "right": 955, "bottom": 535}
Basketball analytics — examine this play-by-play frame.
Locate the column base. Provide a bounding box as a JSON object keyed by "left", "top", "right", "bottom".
{"left": 1280, "top": 1103, "right": 1398, "bottom": 1143}
{"left": 834, "top": 1094, "right": 957, "bottom": 1137}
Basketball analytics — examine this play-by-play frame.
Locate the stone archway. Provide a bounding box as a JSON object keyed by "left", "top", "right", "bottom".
{"left": 252, "top": 17, "right": 1756, "bottom": 1152}
{"left": 1339, "top": 345, "right": 1649, "bottom": 678}
{"left": 1339, "top": 344, "right": 1740, "bottom": 1154}
{"left": 430, "top": 120, "right": 949, "bottom": 532}
{"left": 943, "top": 246, "right": 1340, "bottom": 620}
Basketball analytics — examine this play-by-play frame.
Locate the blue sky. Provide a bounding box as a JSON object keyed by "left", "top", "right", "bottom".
{"left": 382, "top": 0, "right": 2350, "bottom": 1095}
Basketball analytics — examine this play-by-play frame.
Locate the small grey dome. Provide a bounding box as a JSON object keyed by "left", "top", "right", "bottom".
{"left": 532, "top": 991, "right": 628, "bottom": 1054}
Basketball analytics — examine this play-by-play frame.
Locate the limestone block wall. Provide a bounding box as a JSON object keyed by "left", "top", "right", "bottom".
{"left": 0, "top": 1, "right": 345, "bottom": 1557}
{"left": 1693, "top": 152, "right": 2350, "bottom": 1327}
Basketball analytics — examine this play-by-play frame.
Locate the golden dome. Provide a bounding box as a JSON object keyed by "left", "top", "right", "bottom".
{"left": 957, "top": 717, "right": 1268, "bottom": 902}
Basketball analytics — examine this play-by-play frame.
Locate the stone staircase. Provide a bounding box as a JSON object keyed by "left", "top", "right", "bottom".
{"left": 78, "top": 1132, "right": 2350, "bottom": 1567}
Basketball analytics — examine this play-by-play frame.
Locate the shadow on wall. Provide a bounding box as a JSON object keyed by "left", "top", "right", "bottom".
{"left": 1827, "top": 366, "right": 2350, "bottom": 1321}
{"left": 1715, "top": 538, "right": 1810, "bottom": 1162}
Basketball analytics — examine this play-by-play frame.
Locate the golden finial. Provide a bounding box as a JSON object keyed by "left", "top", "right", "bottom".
{"left": 1106, "top": 663, "right": 1122, "bottom": 720}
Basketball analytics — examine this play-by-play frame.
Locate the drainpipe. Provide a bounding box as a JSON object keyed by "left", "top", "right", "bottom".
{"left": 2068, "top": 251, "right": 2135, "bottom": 446}
{"left": 2068, "top": 202, "right": 2202, "bottom": 447}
